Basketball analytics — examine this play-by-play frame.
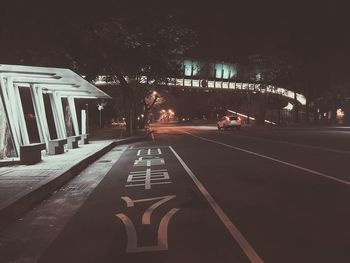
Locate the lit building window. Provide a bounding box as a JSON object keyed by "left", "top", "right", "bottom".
{"left": 214, "top": 63, "right": 237, "bottom": 79}
{"left": 256, "top": 73, "right": 262, "bottom": 81}
{"left": 183, "top": 60, "right": 200, "bottom": 77}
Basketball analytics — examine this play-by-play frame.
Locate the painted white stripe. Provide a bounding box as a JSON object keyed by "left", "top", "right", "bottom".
{"left": 125, "top": 181, "right": 171, "bottom": 188}
{"left": 132, "top": 146, "right": 170, "bottom": 150}
{"left": 169, "top": 146, "right": 264, "bottom": 263}
{"left": 182, "top": 131, "right": 350, "bottom": 186}
{"left": 220, "top": 130, "right": 350, "bottom": 155}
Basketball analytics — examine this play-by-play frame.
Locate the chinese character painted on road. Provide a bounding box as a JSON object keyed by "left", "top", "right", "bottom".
{"left": 116, "top": 195, "right": 180, "bottom": 253}
{"left": 137, "top": 148, "right": 162, "bottom": 156}
{"left": 133, "top": 156, "right": 165, "bottom": 167}
{"left": 125, "top": 168, "right": 170, "bottom": 189}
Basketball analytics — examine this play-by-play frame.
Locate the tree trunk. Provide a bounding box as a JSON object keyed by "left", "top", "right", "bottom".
{"left": 132, "top": 107, "right": 138, "bottom": 133}
{"left": 313, "top": 103, "right": 319, "bottom": 124}
{"left": 294, "top": 92, "right": 299, "bottom": 123}
{"left": 256, "top": 93, "right": 267, "bottom": 126}
{"left": 330, "top": 96, "right": 337, "bottom": 124}
{"left": 115, "top": 72, "right": 137, "bottom": 136}
{"left": 305, "top": 97, "right": 310, "bottom": 124}
{"left": 247, "top": 93, "right": 251, "bottom": 124}
{"left": 125, "top": 107, "right": 133, "bottom": 136}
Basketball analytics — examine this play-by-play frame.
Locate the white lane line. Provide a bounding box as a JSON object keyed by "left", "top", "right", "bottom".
{"left": 181, "top": 130, "right": 350, "bottom": 187}
{"left": 220, "top": 130, "right": 350, "bottom": 155}
{"left": 169, "top": 146, "right": 264, "bottom": 263}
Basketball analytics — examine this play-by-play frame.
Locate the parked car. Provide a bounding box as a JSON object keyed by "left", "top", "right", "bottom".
{"left": 112, "top": 121, "right": 126, "bottom": 127}
{"left": 217, "top": 115, "right": 241, "bottom": 130}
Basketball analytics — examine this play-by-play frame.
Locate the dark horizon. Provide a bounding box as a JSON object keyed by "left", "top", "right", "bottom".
{"left": 2, "top": 1, "right": 350, "bottom": 63}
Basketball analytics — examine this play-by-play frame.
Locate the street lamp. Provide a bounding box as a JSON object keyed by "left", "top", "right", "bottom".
{"left": 97, "top": 101, "right": 107, "bottom": 128}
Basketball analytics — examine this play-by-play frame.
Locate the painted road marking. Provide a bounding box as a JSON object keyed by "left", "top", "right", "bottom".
{"left": 133, "top": 156, "right": 165, "bottom": 167}
{"left": 220, "top": 130, "right": 350, "bottom": 155}
{"left": 182, "top": 130, "right": 350, "bottom": 187}
{"left": 121, "top": 195, "right": 176, "bottom": 224}
{"left": 137, "top": 148, "right": 162, "bottom": 156}
{"left": 126, "top": 168, "right": 171, "bottom": 189}
{"left": 132, "top": 146, "right": 170, "bottom": 150}
{"left": 116, "top": 195, "right": 179, "bottom": 253}
{"left": 151, "top": 132, "right": 155, "bottom": 142}
{"left": 169, "top": 146, "right": 264, "bottom": 263}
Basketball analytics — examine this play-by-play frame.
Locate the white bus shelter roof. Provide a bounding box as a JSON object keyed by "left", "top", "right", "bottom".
{"left": 0, "top": 64, "right": 111, "bottom": 99}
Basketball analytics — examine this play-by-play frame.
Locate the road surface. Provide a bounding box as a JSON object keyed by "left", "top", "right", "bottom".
{"left": 1, "top": 124, "right": 350, "bottom": 263}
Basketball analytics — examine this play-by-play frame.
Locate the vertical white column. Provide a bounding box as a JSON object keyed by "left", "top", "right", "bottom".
{"left": 31, "top": 85, "right": 51, "bottom": 148}
{"left": 49, "top": 93, "right": 64, "bottom": 138}
{"left": 81, "top": 109, "right": 86, "bottom": 135}
{"left": 54, "top": 92, "right": 67, "bottom": 138}
{"left": 0, "top": 75, "right": 20, "bottom": 155}
{"left": 38, "top": 87, "right": 51, "bottom": 140}
{"left": 8, "top": 80, "right": 30, "bottom": 145}
{"left": 67, "top": 96, "right": 79, "bottom": 136}
{"left": 37, "top": 86, "right": 51, "bottom": 144}
{"left": 30, "top": 85, "right": 44, "bottom": 143}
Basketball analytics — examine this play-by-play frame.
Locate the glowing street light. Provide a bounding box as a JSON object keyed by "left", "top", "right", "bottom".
{"left": 97, "top": 101, "right": 107, "bottom": 128}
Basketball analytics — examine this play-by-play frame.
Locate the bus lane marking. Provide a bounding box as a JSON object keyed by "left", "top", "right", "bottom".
{"left": 121, "top": 195, "right": 176, "bottom": 224}
{"left": 126, "top": 169, "right": 171, "bottom": 189}
{"left": 134, "top": 156, "right": 165, "bottom": 167}
{"left": 116, "top": 147, "right": 179, "bottom": 253}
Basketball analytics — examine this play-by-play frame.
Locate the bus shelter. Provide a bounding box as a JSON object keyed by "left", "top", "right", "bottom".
{"left": 0, "top": 64, "right": 111, "bottom": 162}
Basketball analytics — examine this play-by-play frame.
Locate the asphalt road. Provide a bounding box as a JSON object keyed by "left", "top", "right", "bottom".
{"left": 2, "top": 124, "right": 350, "bottom": 263}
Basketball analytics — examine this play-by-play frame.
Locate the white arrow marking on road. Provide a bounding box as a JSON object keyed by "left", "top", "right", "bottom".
{"left": 169, "top": 146, "right": 264, "bottom": 263}
{"left": 116, "top": 195, "right": 179, "bottom": 253}
{"left": 120, "top": 195, "right": 176, "bottom": 225}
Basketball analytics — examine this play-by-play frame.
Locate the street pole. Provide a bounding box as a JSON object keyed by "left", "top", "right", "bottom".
{"left": 97, "top": 102, "right": 106, "bottom": 129}
{"left": 99, "top": 109, "right": 102, "bottom": 128}
{"left": 85, "top": 103, "right": 89, "bottom": 133}
{"left": 247, "top": 92, "right": 251, "bottom": 124}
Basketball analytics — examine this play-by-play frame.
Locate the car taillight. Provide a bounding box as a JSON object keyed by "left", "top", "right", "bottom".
{"left": 238, "top": 117, "right": 241, "bottom": 121}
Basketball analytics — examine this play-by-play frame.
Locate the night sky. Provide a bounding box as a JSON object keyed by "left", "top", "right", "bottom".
{"left": 1, "top": 1, "right": 350, "bottom": 62}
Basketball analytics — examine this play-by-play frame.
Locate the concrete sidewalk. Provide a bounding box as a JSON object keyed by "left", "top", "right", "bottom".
{"left": 0, "top": 133, "right": 150, "bottom": 230}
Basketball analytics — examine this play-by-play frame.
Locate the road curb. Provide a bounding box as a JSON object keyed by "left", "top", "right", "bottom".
{"left": 0, "top": 134, "right": 149, "bottom": 231}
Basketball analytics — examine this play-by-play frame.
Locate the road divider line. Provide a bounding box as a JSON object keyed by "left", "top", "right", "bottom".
{"left": 181, "top": 130, "right": 350, "bottom": 187}
{"left": 169, "top": 146, "right": 264, "bottom": 263}
{"left": 219, "top": 130, "right": 350, "bottom": 155}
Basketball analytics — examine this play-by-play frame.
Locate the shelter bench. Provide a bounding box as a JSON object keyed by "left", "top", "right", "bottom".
{"left": 80, "top": 134, "right": 90, "bottom": 144}
{"left": 20, "top": 143, "right": 46, "bottom": 165}
{"left": 67, "top": 135, "right": 81, "bottom": 149}
{"left": 48, "top": 139, "right": 67, "bottom": 155}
